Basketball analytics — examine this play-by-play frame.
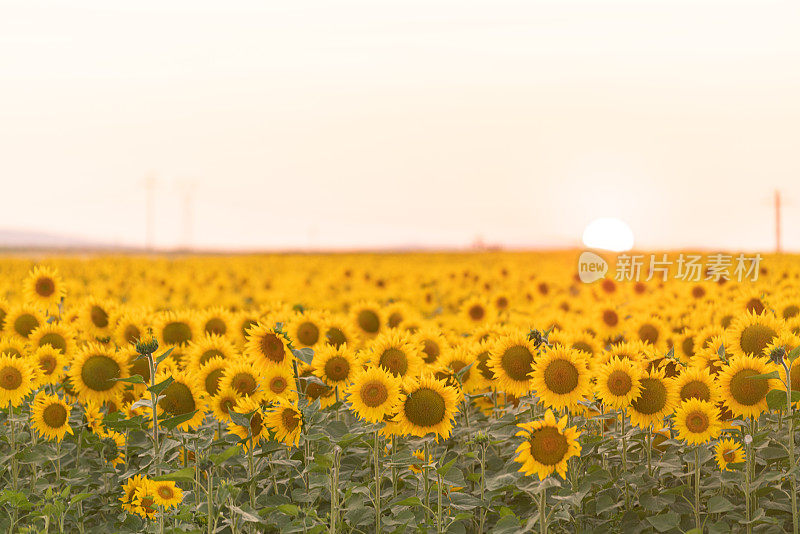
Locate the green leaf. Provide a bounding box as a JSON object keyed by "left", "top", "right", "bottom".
{"left": 156, "top": 347, "right": 175, "bottom": 365}
{"left": 210, "top": 445, "right": 241, "bottom": 465}
{"left": 647, "top": 512, "right": 680, "bottom": 532}
{"left": 110, "top": 375, "right": 145, "bottom": 384}
{"left": 437, "top": 456, "right": 458, "bottom": 476}
{"left": 789, "top": 346, "right": 800, "bottom": 363}
{"left": 292, "top": 348, "right": 314, "bottom": 365}
{"left": 152, "top": 467, "right": 195, "bottom": 483}
{"left": 748, "top": 371, "right": 780, "bottom": 380}
{"left": 148, "top": 376, "right": 174, "bottom": 396}
{"left": 70, "top": 493, "right": 92, "bottom": 505}
{"left": 392, "top": 497, "right": 422, "bottom": 507}
{"left": 766, "top": 389, "right": 800, "bottom": 410}
{"left": 277, "top": 504, "right": 300, "bottom": 516}
{"left": 230, "top": 409, "right": 255, "bottom": 431}
{"left": 161, "top": 410, "right": 199, "bottom": 431}
{"left": 708, "top": 495, "right": 735, "bottom": 514}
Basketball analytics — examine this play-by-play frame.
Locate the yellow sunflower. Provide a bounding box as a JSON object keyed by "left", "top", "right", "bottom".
{"left": 366, "top": 330, "right": 424, "bottom": 389}
{"left": 244, "top": 323, "right": 294, "bottom": 369}
{"left": 32, "top": 345, "right": 67, "bottom": 385}
{"left": 487, "top": 333, "right": 537, "bottom": 397}
{"left": 459, "top": 296, "right": 495, "bottom": 327}
{"left": 0, "top": 354, "right": 36, "bottom": 407}
{"left": 312, "top": 343, "right": 357, "bottom": 387}
{"left": 264, "top": 400, "right": 303, "bottom": 447}
{"left": 69, "top": 343, "right": 129, "bottom": 404}
{"left": 185, "top": 333, "right": 236, "bottom": 371}
{"left": 132, "top": 483, "right": 158, "bottom": 519}
{"left": 628, "top": 368, "right": 678, "bottom": 429}
{"left": 529, "top": 346, "right": 592, "bottom": 411}
{"left": 596, "top": 357, "right": 643, "bottom": 410}
{"left": 286, "top": 310, "right": 325, "bottom": 349}
{"left": 112, "top": 309, "right": 150, "bottom": 348}
{"left": 715, "top": 438, "right": 745, "bottom": 471}
{"left": 227, "top": 395, "right": 266, "bottom": 448}
{"left": 347, "top": 366, "right": 402, "bottom": 423}
{"left": 262, "top": 365, "right": 298, "bottom": 403}
{"left": 674, "top": 398, "right": 722, "bottom": 445}
{"left": 435, "top": 342, "right": 481, "bottom": 393}
{"left": 30, "top": 392, "right": 73, "bottom": 442}
{"left": 196, "top": 357, "right": 227, "bottom": 397}
{"left": 6, "top": 305, "right": 44, "bottom": 340}
{"left": 350, "top": 301, "right": 384, "bottom": 341}
{"left": 154, "top": 310, "right": 198, "bottom": 348}
{"left": 514, "top": 409, "right": 581, "bottom": 480}
{"left": 78, "top": 298, "right": 116, "bottom": 339}
{"left": 0, "top": 336, "right": 26, "bottom": 358}
{"left": 674, "top": 366, "right": 720, "bottom": 404}
{"left": 412, "top": 327, "right": 451, "bottom": 365}
{"left": 29, "top": 322, "right": 77, "bottom": 357}
{"left": 220, "top": 360, "right": 262, "bottom": 398}
{"left": 198, "top": 307, "right": 235, "bottom": 338}
{"left": 120, "top": 475, "right": 150, "bottom": 514}
{"left": 724, "top": 311, "right": 783, "bottom": 359}
{"left": 150, "top": 480, "right": 184, "bottom": 509}
{"left": 394, "top": 375, "right": 460, "bottom": 440}
{"left": 155, "top": 370, "right": 206, "bottom": 430}
{"left": 210, "top": 386, "right": 241, "bottom": 423}
{"left": 321, "top": 315, "right": 359, "bottom": 349}
{"left": 23, "top": 265, "right": 65, "bottom": 310}
{"left": 717, "top": 354, "right": 778, "bottom": 419}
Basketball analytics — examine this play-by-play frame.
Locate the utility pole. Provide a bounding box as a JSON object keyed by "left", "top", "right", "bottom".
{"left": 144, "top": 173, "right": 156, "bottom": 251}
{"left": 775, "top": 190, "right": 782, "bottom": 253}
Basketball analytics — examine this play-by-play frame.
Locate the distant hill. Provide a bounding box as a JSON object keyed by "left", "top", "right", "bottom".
{"left": 0, "top": 229, "right": 112, "bottom": 250}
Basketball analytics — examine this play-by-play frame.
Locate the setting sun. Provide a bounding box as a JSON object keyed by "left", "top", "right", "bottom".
{"left": 582, "top": 217, "right": 634, "bottom": 252}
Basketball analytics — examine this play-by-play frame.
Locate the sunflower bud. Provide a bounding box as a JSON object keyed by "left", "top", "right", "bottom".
{"left": 135, "top": 333, "right": 159, "bottom": 356}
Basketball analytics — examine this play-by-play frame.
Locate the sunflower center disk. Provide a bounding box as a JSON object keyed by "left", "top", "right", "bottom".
{"left": 297, "top": 322, "right": 319, "bottom": 346}
{"left": 163, "top": 322, "right": 192, "bottom": 345}
{"left": 722, "top": 450, "right": 737, "bottom": 462}
{"left": 360, "top": 381, "right": 388, "bottom": 407}
{"left": 15, "top": 314, "right": 39, "bottom": 337}
{"left": 529, "top": 426, "right": 569, "bottom": 466}
{"left": 680, "top": 380, "right": 710, "bottom": 401}
{"left": 35, "top": 277, "right": 55, "bottom": 296}
{"left": 357, "top": 310, "right": 380, "bottom": 333}
{"left": 157, "top": 486, "right": 174, "bottom": 500}
{"left": 281, "top": 408, "right": 300, "bottom": 431}
{"left": 468, "top": 305, "right": 485, "bottom": 321}
{"left": 260, "top": 333, "right": 287, "bottom": 363}
{"left": 379, "top": 348, "right": 408, "bottom": 377}
{"left": 43, "top": 403, "right": 68, "bottom": 428}
{"left": 270, "top": 377, "right": 288, "bottom": 394}
{"left": 124, "top": 325, "right": 141, "bottom": 344}
{"left": 500, "top": 345, "right": 534, "bottom": 381}
{"left": 404, "top": 388, "right": 446, "bottom": 427}
{"left": 324, "top": 356, "right": 350, "bottom": 381}
{"left": 40, "top": 355, "right": 56, "bottom": 373}
{"left": 572, "top": 341, "right": 594, "bottom": 355}
{"left": 159, "top": 382, "right": 196, "bottom": 415}
{"left": 205, "top": 318, "right": 227, "bottom": 336}
{"left": 631, "top": 378, "right": 667, "bottom": 415}
{"left": 638, "top": 324, "right": 659, "bottom": 344}
{"left": 205, "top": 369, "right": 224, "bottom": 395}
{"left": 729, "top": 369, "right": 769, "bottom": 406}
{"left": 0, "top": 366, "right": 22, "bottom": 390}
{"left": 81, "top": 355, "right": 120, "bottom": 391}
{"left": 326, "top": 328, "right": 347, "bottom": 347}
{"left": 606, "top": 370, "right": 632, "bottom": 396}
{"left": 90, "top": 306, "right": 109, "bottom": 328}
{"left": 543, "top": 359, "right": 579, "bottom": 394}
{"left": 232, "top": 373, "right": 257, "bottom": 396}
{"left": 784, "top": 305, "right": 800, "bottom": 319}
{"left": 422, "top": 340, "right": 440, "bottom": 363}
{"left": 686, "top": 411, "right": 709, "bottom": 433}
{"left": 602, "top": 310, "right": 618, "bottom": 327}
{"left": 40, "top": 333, "right": 66, "bottom": 351}
{"left": 250, "top": 412, "right": 263, "bottom": 436}
{"left": 476, "top": 352, "right": 494, "bottom": 380}
{"left": 739, "top": 324, "right": 777, "bottom": 355}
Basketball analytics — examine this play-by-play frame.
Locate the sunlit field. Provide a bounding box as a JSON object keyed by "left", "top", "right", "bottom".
{"left": 2, "top": 251, "right": 800, "bottom": 533}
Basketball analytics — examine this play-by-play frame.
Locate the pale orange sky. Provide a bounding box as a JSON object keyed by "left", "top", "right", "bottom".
{"left": 1, "top": 0, "right": 800, "bottom": 250}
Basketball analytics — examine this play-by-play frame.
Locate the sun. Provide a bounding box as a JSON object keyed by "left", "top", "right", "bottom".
{"left": 582, "top": 217, "right": 634, "bottom": 252}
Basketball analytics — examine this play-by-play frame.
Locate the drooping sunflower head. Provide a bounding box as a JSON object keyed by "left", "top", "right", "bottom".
{"left": 69, "top": 343, "right": 128, "bottom": 404}
{"left": 23, "top": 265, "right": 65, "bottom": 309}
{"left": 312, "top": 343, "right": 357, "bottom": 386}
{"left": 596, "top": 356, "right": 643, "bottom": 410}
{"left": 347, "top": 366, "right": 402, "bottom": 423}
{"left": 244, "top": 323, "right": 293, "bottom": 369}
{"left": 674, "top": 398, "right": 722, "bottom": 445}
{"left": 514, "top": 409, "right": 582, "bottom": 480}
{"left": 724, "top": 311, "right": 784, "bottom": 359}
{"left": 395, "top": 375, "right": 460, "bottom": 440}
{"left": 717, "top": 354, "right": 778, "bottom": 419}
{"left": 628, "top": 368, "right": 678, "bottom": 430}
{"left": 31, "top": 391, "right": 73, "bottom": 442}
{"left": 530, "top": 346, "right": 592, "bottom": 412}
{"left": 264, "top": 400, "right": 303, "bottom": 448}
{"left": 487, "top": 333, "right": 537, "bottom": 397}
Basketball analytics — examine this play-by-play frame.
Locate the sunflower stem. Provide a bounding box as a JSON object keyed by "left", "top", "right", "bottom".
{"left": 620, "top": 410, "right": 629, "bottom": 510}
{"left": 744, "top": 427, "right": 752, "bottom": 534}
{"left": 539, "top": 484, "right": 547, "bottom": 534}
{"left": 373, "top": 429, "right": 381, "bottom": 534}
{"left": 646, "top": 427, "right": 652, "bottom": 477}
{"left": 147, "top": 352, "right": 161, "bottom": 476}
{"left": 330, "top": 446, "right": 341, "bottom": 534}
{"left": 436, "top": 471, "right": 443, "bottom": 534}
{"left": 694, "top": 446, "right": 701, "bottom": 530}
{"left": 391, "top": 434, "right": 398, "bottom": 499}
{"left": 207, "top": 468, "right": 214, "bottom": 534}
{"left": 423, "top": 441, "right": 431, "bottom": 524}
{"left": 247, "top": 434, "right": 255, "bottom": 511}
{"left": 784, "top": 359, "right": 799, "bottom": 534}
{"left": 478, "top": 440, "right": 487, "bottom": 534}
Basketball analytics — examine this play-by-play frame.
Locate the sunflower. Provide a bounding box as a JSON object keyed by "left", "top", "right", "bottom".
{"left": 83, "top": 400, "right": 106, "bottom": 433}
{"left": 394, "top": 375, "right": 460, "bottom": 440}
{"left": 262, "top": 365, "right": 298, "bottom": 403}
{"left": 6, "top": 305, "right": 44, "bottom": 340}
{"left": 78, "top": 298, "right": 116, "bottom": 339}
{"left": 312, "top": 343, "right": 357, "bottom": 387}
{"left": 347, "top": 366, "right": 402, "bottom": 423}
{"left": 724, "top": 311, "right": 783, "bottom": 359}
{"left": 299, "top": 363, "right": 337, "bottom": 408}
{"left": 715, "top": 438, "right": 745, "bottom": 471}
{"left": 234, "top": 311, "right": 263, "bottom": 346}
{"left": 264, "top": 400, "right": 303, "bottom": 447}
{"left": 186, "top": 333, "right": 236, "bottom": 371}
{"left": 132, "top": 483, "right": 158, "bottom": 519}
{"left": 154, "top": 310, "right": 198, "bottom": 348}
{"left": 717, "top": 354, "right": 778, "bottom": 419}
{"left": 0, "top": 337, "right": 27, "bottom": 359}
{"left": 120, "top": 475, "right": 150, "bottom": 514}
{"left": 596, "top": 357, "right": 643, "bottom": 410}
{"left": 628, "top": 368, "right": 678, "bottom": 429}
{"left": 628, "top": 315, "right": 668, "bottom": 350}
{"left": 196, "top": 357, "right": 227, "bottom": 397}
{"left": 69, "top": 343, "right": 129, "bottom": 404}
{"left": 210, "top": 386, "right": 241, "bottom": 423}
{"left": 227, "top": 395, "right": 266, "bottom": 447}
{"left": 529, "top": 346, "right": 592, "bottom": 411}
{"left": 198, "top": 307, "right": 234, "bottom": 338}
{"left": 384, "top": 301, "right": 418, "bottom": 330}
{"left": 244, "top": 323, "right": 293, "bottom": 369}
{"left": 514, "top": 409, "right": 581, "bottom": 480}
{"left": 286, "top": 310, "right": 325, "bottom": 349}
{"left": 459, "top": 296, "right": 495, "bottom": 327}
{"left": 150, "top": 480, "right": 183, "bottom": 509}
{"left": 674, "top": 366, "right": 720, "bottom": 404}
{"left": 674, "top": 398, "right": 722, "bottom": 445}
{"left": 366, "top": 330, "right": 424, "bottom": 389}
{"left": 0, "top": 354, "right": 36, "bottom": 407}
{"left": 30, "top": 392, "right": 73, "bottom": 442}
{"left": 98, "top": 428, "right": 126, "bottom": 467}
{"left": 23, "top": 265, "right": 65, "bottom": 310}
{"left": 435, "top": 342, "right": 481, "bottom": 393}
{"left": 32, "top": 345, "right": 66, "bottom": 385}
{"left": 350, "top": 301, "right": 384, "bottom": 341}
{"left": 0, "top": 298, "right": 9, "bottom": 334}
{"left": 220, "top": 361, "right": 262, "bottom": 398}
{"left": 29, "top": 322, "right": 76, "bottom": 357}
{"left": 321, "top": 315, "right": 359, "bottom": 348}
{"left": 487, "top": 333, "right": 537, "bottom": 397}
{"left": 112, "top": 309, "right": 149, "bottom": 348}
{"left": 155, "top": 370, "right": 206, "bottom": 430}
{"left": 597, "top": 341, "right": 648, "bottom": 367}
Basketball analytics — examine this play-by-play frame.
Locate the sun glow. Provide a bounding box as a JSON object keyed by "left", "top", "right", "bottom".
{"left": 582, "top": 218, "right": 634, "bottom": 252}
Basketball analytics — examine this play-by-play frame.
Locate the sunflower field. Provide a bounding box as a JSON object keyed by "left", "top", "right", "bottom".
{"left": 1, "top": 252, "right": 800, "bottom": 533}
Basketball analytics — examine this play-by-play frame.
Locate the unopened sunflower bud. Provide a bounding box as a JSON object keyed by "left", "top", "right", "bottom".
{"left": 135, "top": 334, "right": 159, "bottom": 356}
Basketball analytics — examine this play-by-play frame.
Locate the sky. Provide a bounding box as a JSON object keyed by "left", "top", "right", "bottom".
{"left": 1, "top": 0, "right": 800, "bottom": 251}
